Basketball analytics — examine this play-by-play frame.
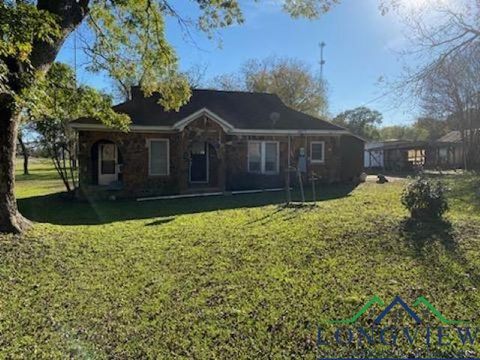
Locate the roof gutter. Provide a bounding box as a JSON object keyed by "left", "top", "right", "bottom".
{"left": 69, "top": 123, "right": 355, "bottom": 137}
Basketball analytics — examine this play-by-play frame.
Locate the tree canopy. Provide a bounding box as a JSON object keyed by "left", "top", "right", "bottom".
{"left": 23, "top": 63, "right": 129, "bottom": 130}
{"left": 378, "top": 125, "right": 426, "bottom": 142}
{"left": 213, "top": 57, "right": 328, "bottom": 117}
{"left": 332, "top": 107, "right": 383, "bottom": 140}
{"left": 377, "top": 117, "right": 450, "bottom": 142}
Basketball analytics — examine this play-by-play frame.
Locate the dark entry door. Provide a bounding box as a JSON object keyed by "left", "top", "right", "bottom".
{"left": 190, "top": 142, "right": 208, "bottom": 183}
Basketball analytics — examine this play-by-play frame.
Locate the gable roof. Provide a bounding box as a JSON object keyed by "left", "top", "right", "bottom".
{"left": 437, "top": 129, "right": 479, "bottom": 143}
{"left": 437, "top": 130, "right": 461, "bottom": 143}
{"left": 72, "top": 88, "right": 353, "bottom": 135}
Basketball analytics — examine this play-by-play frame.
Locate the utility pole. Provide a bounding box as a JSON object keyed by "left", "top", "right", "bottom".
{"left": 319, "top": 42, "right": 326, "bottom": 80}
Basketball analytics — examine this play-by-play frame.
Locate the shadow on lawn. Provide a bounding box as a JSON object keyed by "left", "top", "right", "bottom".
{"left": 15, "top": 172, "right": 61, "bottom": 182}
{"left": 400, "top": 217, "right": 480, "bottom": 289}
{"left": 400, "top": 218, "right": 457, "bottom": 255}
{"left": 447, "top": 173, "right": 480, "bottom": 214}
{"left": 18, "top": 183, "right": 356, "bottom": 226}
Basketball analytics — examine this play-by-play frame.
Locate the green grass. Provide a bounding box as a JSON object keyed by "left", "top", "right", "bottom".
{"left": 1, "top": 159, "right": 480, "bottom": 358}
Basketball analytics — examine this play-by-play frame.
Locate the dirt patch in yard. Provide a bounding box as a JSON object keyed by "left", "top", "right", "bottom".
{"left": 366, "top": 174, "right": 406, "bottom": 183}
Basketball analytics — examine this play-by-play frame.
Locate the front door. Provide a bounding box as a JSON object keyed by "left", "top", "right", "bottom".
{"left": 189, "top": 142, "right": 208, "bottom": 183}
{"left": 98, "top": 143, "right": 118, "bottom": 185}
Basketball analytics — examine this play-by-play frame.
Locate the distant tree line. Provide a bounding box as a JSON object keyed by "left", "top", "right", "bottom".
{"left": 330, "top": 106, "right": 477, "bottom": 145}
{"left": 212, "top": 56, "right": 329, "bottom": 117}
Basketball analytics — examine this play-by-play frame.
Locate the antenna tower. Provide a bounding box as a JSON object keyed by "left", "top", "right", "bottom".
{"left": 319, "top": 42, "right": 326, "bottom": 80}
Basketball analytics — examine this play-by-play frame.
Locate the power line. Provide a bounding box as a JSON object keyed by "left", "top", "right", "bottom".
{"left": 361, "top": 91, "right": 392, "bottom": 107}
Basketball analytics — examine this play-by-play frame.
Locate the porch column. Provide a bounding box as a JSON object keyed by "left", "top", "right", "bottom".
{"left": 218, "top": 138, "right": 226, "bottom": 192}
{"left": 178, "top": 133, "right": 189, "bottom": 193}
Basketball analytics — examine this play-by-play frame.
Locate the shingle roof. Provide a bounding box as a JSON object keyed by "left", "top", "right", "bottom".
{"left": 437, "top": 130, "right": 462, "bottom": 143}
{"left": 73, "top": 88, "right": 344, "bottom": 131}
{"left": 367, "top": 140, "right": 429, "bottom": 151}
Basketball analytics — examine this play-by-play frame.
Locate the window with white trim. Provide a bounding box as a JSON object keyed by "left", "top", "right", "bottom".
{"left": 310, "top": 141, "right": 325, "bottom": 163}
{"left": 149, "top": 139, "right": 170, "bottom": 176}
{"left": 248, "top": 141, "right": 279, "bottom": 174}
{"left": 248, "top": 142, "right": 262, "bottom": 173}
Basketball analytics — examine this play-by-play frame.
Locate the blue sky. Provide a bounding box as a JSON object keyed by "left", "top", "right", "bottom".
{"left": 57, "top": 0, "right": 416, "bottom": 126}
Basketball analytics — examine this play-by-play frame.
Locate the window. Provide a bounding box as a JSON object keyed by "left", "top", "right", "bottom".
{"left": 248, "top": 141, "right": 279, "bottom": 174}
{"left": 408, "top": 149, "right": 426, "bottom": 164}
{"left": 310, "top": 141, "right": 325, "bottom": 163}
{"left": 191, "top": 142, "right": 206, "bottom": 155}
{"left": 100, "top": 143, "right": 116, "bottom": 174}
{"left": 149, "top": 139, "right": 169, "bottom": 176}
{"left": 264, "top": 142, "right": 278, "bottom": 172}
{"left": 248, "top": 142, "right": 262, "bottom": 173}
{"left": 439, "top": 148, "right": 448, "bottom": 161}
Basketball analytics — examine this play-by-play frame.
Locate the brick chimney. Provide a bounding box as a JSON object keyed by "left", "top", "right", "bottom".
{"left": 130, "top": 85, "right": 143, "bottom": 100}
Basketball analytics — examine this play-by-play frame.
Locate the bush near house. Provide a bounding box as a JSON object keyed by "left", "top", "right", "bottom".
{"left": 401, "top": 176, "right": 449, "bottom": 220}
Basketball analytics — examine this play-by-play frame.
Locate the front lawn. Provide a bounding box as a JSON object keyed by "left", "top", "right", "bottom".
{"left": 1, "top": 159, "right": 480, "bottom": 358}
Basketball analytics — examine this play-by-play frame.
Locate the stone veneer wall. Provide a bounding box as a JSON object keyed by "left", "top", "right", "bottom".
{"left": 78, "top": 118, "right": 363, "bottom": 198}
{"left": 224, "top": 134, "right": 344, "bottom": 191}
{"left": 78, "top": 116, "right": 227, "bottom": 198}
{"left": 78, "top": 130, "right": 181, "bottom": 198}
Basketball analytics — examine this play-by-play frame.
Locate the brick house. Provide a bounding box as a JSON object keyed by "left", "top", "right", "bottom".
{"left": 71, "top": 88, "right": 364, "bottom": 198}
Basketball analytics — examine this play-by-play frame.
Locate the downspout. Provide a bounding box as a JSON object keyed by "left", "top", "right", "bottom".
{"left": 304, "top": 134, "right": 308, "bottom": 178}
{"left": 286, "top": 135, "right": 291, "bottom": 204}
{"left": 287, "top": 135, "right": 291, "bottom": 170}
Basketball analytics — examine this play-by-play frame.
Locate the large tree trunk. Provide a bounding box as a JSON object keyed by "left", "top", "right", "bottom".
{"left": 0, "top": 95, "right": 32, "bottom": 234}
{"left": 0, "top": 1, "right": 89, "bottom": 234}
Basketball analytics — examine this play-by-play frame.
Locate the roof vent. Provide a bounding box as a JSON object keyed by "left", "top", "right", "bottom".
{"left": 270, "top": 112, "right": 280, "bottom": 127}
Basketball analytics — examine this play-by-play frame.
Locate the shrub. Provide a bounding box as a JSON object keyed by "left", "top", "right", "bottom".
{"left": 401, "top": 176, "right": 449, "bottom": 220}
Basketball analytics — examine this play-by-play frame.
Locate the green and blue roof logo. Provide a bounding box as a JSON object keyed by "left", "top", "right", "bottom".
{"left": 330, "top": 295, "right": 468, "bottom": 325}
